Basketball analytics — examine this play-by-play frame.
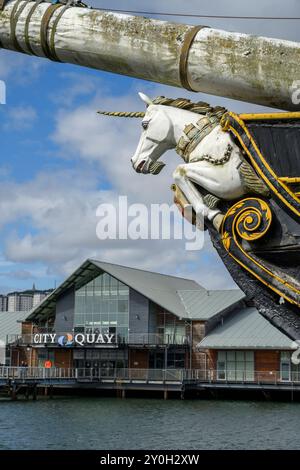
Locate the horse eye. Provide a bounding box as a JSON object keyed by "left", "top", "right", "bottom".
{"left": 142, "top": 121, "right": 149, "bottom": 130}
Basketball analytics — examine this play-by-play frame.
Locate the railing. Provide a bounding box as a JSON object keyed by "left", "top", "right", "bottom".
{"left": 183, "top": 369, "right": 300, "bottom": 385}
{"left": 76, "top": 368, "right": 185, "bottom": 381}
{"left": 1, "top": 367, "right": 300, "bottom": 385}
{"left": 0, "top": 366, "right": 76, "bottom": 380}
{"left": 7, "top": 333, "right": 190, "bottom": 346}
{"left": 0, "top": 367, "right": 185, "bottom": 382}
{"left": 128, "top": 333, "right": 189, "bottom": 345}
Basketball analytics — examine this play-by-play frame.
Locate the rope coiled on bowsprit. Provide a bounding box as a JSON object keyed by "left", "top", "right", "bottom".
{"left": 97, "top": 111, "right": 145, "bottom": 118}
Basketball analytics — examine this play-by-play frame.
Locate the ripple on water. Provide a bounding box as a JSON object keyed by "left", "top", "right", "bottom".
{"left": 0, "top": 397, "right": 300, "bottom": 449}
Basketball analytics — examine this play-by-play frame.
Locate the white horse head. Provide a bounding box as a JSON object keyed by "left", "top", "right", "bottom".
{"left": 130, "top": 93, "right": 175, "bottom": 175}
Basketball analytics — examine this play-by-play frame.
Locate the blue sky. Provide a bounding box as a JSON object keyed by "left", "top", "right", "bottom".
{"left": 0, "top": 0, "right": 298, "bottom": 293}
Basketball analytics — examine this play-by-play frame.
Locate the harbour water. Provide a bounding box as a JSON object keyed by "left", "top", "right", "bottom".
{"left": 0, "top": 397, "right": 299, "bottom": 450}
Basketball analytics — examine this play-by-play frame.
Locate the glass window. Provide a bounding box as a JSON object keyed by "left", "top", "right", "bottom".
{"left": 245, "top": 351, "right": 254, "bottom": 361}
{"left": 227, "top": 351, "right": 235, "bottom": 361}
{"left": 281, "top": 362, "right": 290, "bottom": 381}
{"left": 118, "top": 300, "right": 128, "bottom": 313}
{"left": 280, "top": 352, "right": 291, "bottom": 381}
{"left": 227, "top": 361, "right": 236, "bottom": 381}
{"left": 236, "top": 361, "right": 244, "bottom": 381}
{"left": 108, "top": 300, "right": 118, "bottom": 313}
{"left": 74, "top": 272, "right": 129, "bottom": 339}
{"left": 217, "top": 361, "right": 226, "bottom": 380}
{"left": 281, "top": 351, "right": 290, "bottom": 361}
{"left": 110, "top": 277, "right": 118, "bottom": 296}
{"left": 101, "top": 300, "right": 109, "bottom": 313}
{"left": 102, "top": 273, "right": 110, "bottom": 295}
{"left": 118, "top": 282, "right": 129, "bottom": 297}
{"left": 217, "top": 351, "right": 226, "bottom": 361}
{"left": 216, "top": 350, "right": 254, "bottom": 382}
{"left": 236, "top": 351, "right": 244, "bottom": 361}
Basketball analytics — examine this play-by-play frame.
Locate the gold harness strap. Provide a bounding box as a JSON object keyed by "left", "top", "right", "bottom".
{"left": 176, "top": 108, "right": 227, "bottom": 163}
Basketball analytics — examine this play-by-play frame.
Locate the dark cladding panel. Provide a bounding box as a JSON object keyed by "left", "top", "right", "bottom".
{"left": 129, "top": 289, "right": 149, "bottom": 335}
{"left": 54, "top": 287, "right": 75, "bottom": 333}
{"left": 247, "top": 121, "right": 300, "bottom": 177}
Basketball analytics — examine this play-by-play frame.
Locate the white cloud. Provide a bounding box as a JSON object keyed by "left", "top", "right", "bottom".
{"left": 0, "top": 72, "right": 264, "bottom": 289}
{"left": 0, "top": 50, "right": 45, "bottom": 83}
{"left": 3, "top": 105, "right": 37, "bottom": 131}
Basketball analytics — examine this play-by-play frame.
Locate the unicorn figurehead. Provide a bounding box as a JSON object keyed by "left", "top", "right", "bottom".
{"left": 97, "top": 92, "right": 193, "bottom": 175}
{"left": 130, "top": 93, "right": 175, "bottom": 175}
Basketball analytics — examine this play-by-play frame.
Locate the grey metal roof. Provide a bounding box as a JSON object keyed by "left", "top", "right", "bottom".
{"left": 0, "top": 311, "right": 28, "bottom": 343}
{"left": 198, "top": 307, "right": 293, "bottom": 350}
{"left": 26, "top": 259, "right": 204, "bottom": 322}
{"left": 91, "top": 260, "right": 204, "bottom": 319}
{"left": 178, "top": 289, "right": 245, "bottom": 320}
{"left": 26, "top": 258, "right": 245, "bottom": 323}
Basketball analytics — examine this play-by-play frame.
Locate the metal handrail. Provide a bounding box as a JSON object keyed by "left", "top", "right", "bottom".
{"left": 0, "top": 366, "right": 185, "bottom": 382}
{"left": 1, "top": 367, "right": 300, "bottom": 385}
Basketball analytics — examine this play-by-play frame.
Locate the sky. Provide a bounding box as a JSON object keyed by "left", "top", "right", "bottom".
{"left": 0, "top": 0, "right": 299, "bottom": 293}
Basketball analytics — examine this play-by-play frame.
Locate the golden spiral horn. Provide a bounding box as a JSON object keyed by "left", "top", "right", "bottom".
{"left": 97, "top": 111, "right": 145, "bottom": 118}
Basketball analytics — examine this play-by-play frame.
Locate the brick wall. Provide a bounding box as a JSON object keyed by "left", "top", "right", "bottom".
{"left": 255, "top": 350, "right": 280, "bottom": 382}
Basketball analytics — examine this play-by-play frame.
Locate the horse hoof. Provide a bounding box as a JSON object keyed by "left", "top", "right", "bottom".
{"left": 212, "top": 213, "right": 224, "bottom": 232}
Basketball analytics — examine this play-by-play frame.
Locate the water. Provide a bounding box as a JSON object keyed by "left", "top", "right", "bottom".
{"left": 0, "top": 397, "right": 299, "bottom": 450}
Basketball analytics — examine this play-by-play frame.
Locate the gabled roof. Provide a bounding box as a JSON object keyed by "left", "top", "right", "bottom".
{"left": 198, "top": 307, "right": 293, "bottom": 350}
{"left": 26, "top": 258, "right": 244, "bottom": 322}
{"left": 92, "top": 260, "right": 205, "bottom": 319}
{"left": 178, "top": 289, "right": 244, "bottom": 320}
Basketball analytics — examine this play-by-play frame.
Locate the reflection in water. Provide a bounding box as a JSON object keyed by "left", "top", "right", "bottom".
{"left": 0, "top": 397, "right": 299, "bottom": 450}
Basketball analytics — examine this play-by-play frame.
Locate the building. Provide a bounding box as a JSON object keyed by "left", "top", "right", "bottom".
{"left": 7, "top": 292, "right": 33, "bottom": 312}
{"left": 5, "top": 259, "right": 298, "bottom": 397}
{"left": 0, "top": 295, "right": 8, "bottom": 312}
{"left": 6, "top": 289, "right": 52, "bottom": 312}
{"left": 198, "top": 307, "right": 296, "bottom": 382}
{"left": 33, "top": 291, "right": 50, "bottom": 308}
{"left": 8, "top": 259, "right": 244, "bottom": 371}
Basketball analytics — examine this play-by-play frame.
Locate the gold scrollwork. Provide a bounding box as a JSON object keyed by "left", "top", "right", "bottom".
{"left": 220, "top": 112, "right": 230, "bottom": 132}
{"left": 220, "top": 197, "right": 300, "bottom": 306}
{"left": 234, "top": 199, "right": 272, "bottom": 241}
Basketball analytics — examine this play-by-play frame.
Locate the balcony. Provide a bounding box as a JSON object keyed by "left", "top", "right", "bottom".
{"left": 127, "top": 333, "right": 189, "bottom": 346}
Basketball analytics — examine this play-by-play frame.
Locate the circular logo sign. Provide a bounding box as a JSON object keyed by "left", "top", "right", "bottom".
{"left": 58, "top": 334, "right": 73, "bottom": 347}
{"left": 44, "top": 360, "right": 52, "bottom": 369}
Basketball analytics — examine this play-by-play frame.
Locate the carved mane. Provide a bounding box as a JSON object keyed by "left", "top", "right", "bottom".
{"left": 152, "top": 96, "right": 226, "bottom": 118}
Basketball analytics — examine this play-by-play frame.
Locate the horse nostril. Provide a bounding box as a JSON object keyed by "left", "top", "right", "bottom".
{"left": 136, "top": 160, "right": 145, "bottom": 173}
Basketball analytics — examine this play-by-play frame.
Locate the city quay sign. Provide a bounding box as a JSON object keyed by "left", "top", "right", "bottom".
{"left": 33, "top": 333, "right": 115, "bottom": 347}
